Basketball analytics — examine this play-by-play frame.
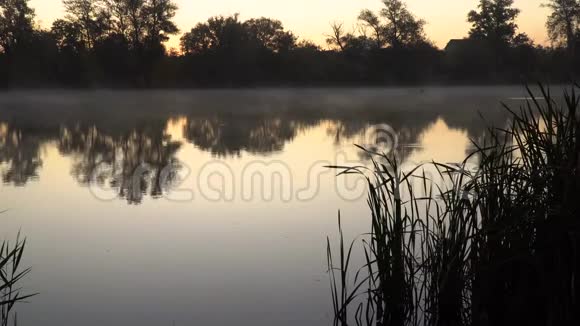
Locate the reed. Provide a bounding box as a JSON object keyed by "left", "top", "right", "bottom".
{"left": 0, "top": 234, "right": 34, "bottom": 326}
{"left": 327, "top": 84, "right": 580, "bottom": 326}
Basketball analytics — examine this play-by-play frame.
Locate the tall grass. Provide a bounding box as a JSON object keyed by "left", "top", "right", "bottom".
{"left": 0, "top": 235, "right": 34, "bottom": 326}
{"left": 327, "top": 84, "right": 580, "bottom": 326}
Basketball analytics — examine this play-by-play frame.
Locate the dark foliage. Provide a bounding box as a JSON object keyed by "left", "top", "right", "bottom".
{"left": 1, "top": 0, "right": 580, "bottom": 87}
{"left": 0, "top": 235, "right": 35, "bottom": 326}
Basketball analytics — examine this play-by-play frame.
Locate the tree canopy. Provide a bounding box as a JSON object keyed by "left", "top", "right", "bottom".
{"left": 0, "top": 0, "right": 35, "bottom": 54}
{"left": 467, "top": 0, "right": 527, "bottom": 47}
{"left": 180, "top": 15, "right": 296, "bottom": 55}
{"left": 544, "top": 0, "right": 580, "bottom": 52}
{"left": 358, "top": 0, "right": 427, "bottom": 48}
{"left": 0, "top": 0, "right": 577, "bottom": 87}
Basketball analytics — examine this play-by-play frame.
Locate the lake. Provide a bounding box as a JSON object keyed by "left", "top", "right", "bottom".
{"left": 0, "top": 86, "right": 536, "bottom": 326}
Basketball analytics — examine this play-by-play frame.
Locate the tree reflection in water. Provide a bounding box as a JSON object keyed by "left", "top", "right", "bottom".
{"left": 0, "top": 123, "right": 43, "bottom": 186}
{"left": 183, "top": 116, "right": 314, "bottom": 157}
{"left": 0, "top": 88, "right": 515, "bottom": 204}
{"left": 58, "top": 125, "right": 182, "bottom": 204}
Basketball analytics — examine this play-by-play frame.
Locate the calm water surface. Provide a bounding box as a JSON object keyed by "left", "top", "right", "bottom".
{"left": 0, "top": 87, "right": 534, "bottom": 325}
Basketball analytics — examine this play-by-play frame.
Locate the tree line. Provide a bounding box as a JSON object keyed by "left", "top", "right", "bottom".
{"left": 0, "top": 0, "right": 579, "bottom": 87}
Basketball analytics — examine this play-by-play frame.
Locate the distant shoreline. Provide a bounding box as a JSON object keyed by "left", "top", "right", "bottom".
{"left": 0, "top": 82, "right": 569, "bottom": 91}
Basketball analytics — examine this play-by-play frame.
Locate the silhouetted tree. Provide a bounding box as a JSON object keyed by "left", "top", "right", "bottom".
{"left": 243, "top": 17, "right": 296, "bottom": 52}
{"left": 0, "top": 0, "right": 35, "bottom": 55}
{"left": 180, "top": 14, "right": 254, "bottom": 84}
{"left": 56, "top": 0, "right": 177, "bottom": 85}
{"left": 468, "top": 0, "right": 524, "bottom": 47}
{"left": 179, "top": 22, "right": 211, "bottom": 55}
{"left": 94, "top": 32, "right": 132, "bottom": 84}
{"left": 358, "top": 10, "right": 385, "bottom": 48}
{"left": 50, "top": 18, "right": 89, "bottom": 84}
{"left": 182, "top": 15, "right": 237, "bottom": 54}
{"left": 544, "top": 0, "right": 580, "bottom": 54}
{"left": 296, "top": 39, "right": 319, "bottom": 51}
{"left": 62, "top": 0, "right": 110, "bottom": 49}
{"left": 52, "top": 18, "right": 85, "bottom": 51}
{"left": 0, "top": 0, "right": 573, "bottom": 86}
{"left": 180, "top": 14, "right": 301, "bottom": 84}
{"left": 105, "top": 0, "right": 148, "bottom": 46}
{"left": 326, "top": 22, "right": 346, "bottom": 51}
{"left": 140, "top": 0, "right": 179, "bottom": 84}
{"left": 322, "top": 0, "right": 437, "bottom": 83}
{"left": 326, "top": 22, "right": 373, "bottom": 55}
{"left": 181, "top": 15, "right": 294, "bottom": 55}
{"left": 512, "top": 32, "right": 533, "bottom": 46}
{"left": 141, "top": 0, "right": 178, "bottom": 48}
{"left": 358, "top": 0, "right": 427, "bottom": 48}
{"left": 0, "top": 0, "right": 59, "bottom": 85}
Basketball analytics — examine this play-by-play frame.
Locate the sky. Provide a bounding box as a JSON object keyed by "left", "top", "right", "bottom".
{"left": 29, "top": 0, "right": 550, "bottom": 50}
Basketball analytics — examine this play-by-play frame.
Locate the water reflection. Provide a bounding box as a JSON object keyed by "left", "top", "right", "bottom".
{"left": 0, "top": 88, "right": 532, "bottom": 326}
{"left": 0, "top": 88, "right": 516, "bottom": 204}
{"left": 59, "top": 125, "right": 182, "bottom": 204}
{"left": 0, "top": 123, "right": 43, "bottom": 185}
{"left": 183, "top": 117, "right": 313, "bottom": 157}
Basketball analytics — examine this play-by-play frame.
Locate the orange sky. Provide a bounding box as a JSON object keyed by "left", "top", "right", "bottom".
{"left": 30, "top": 0, "right": 550, "bottom": 49}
